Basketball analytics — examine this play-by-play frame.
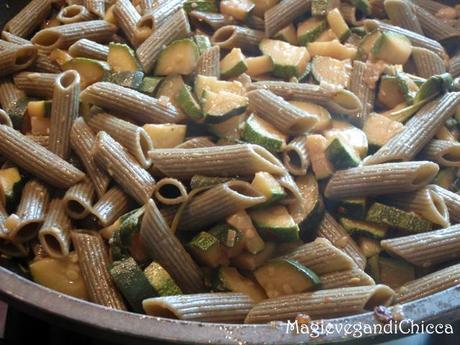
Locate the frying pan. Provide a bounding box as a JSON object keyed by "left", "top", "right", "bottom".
{"left": 1, "top": 1, "right": 460, "bottom": 344}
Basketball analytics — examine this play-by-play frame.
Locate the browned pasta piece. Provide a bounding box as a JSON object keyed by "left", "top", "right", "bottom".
{"left": 420, "top": 139, "right": 460, "bottom": 167}
{"left": 211, "top": 26, "right": 265, "bottom": 51}
{"left": 91, "top": 186, "right": 134, "bottom": 227}
{"left": 0, "top": 40, "right": 37, "bottom": 77}
{"left": 450, "top": 52, "right": 460, "bottom": 78}
{"left": 63, "top": 179, "right": 95, "bottom": 220}
{"left": 26, "top": 135, "right": 49, "bottom": 148}
{"left": 0, "top": 109, "right": 12, "bottom": 127}
{"left": 68, "top": 38, "right": 109, "bottom": 60}
{"left": 189, "top": 11, "right": 236, "bottom": 33}
{"left": 84, "top": 0, "right": 105, "bottom": 18}
{"left": 176, "top": 137, "right": 216, "bottom": 149}
{"left": 137, "top": 0, "right": 186, "bottom": 34}
{"left": 264, "top": 0, "right": 310, "bottom": 37}
{"left": 35, "top": 50, "right": 61, "bottom": 73}
{"left": 283, "top": 136, "right": 309, "bottom": 176}
{"left": 277, "top": 173, "right": 303, "bottom": 205}
{"left": 4, "top": 0, "right": 52, "bottom": 38}
{"left": 320, "top": 268, "right": 375, "bottom": 290}
{"left": 57, "top": 5, "right": 95, "bottom": 24}
{"left": 13, "top": 72, "right": 58, "bottom": 98}
{"left": 384, "top": 0, "right": 424, "bottom": 34}
{"left": 349, "top": 60, "right": 375, "bottom": 127}
{"left": 411, "top": 47, "right": 447, "bottom": 79}
{"left": 114, "top": 0, "right": 145, "bottom": 47}
{"left": 0, "top": 203, "right": 28, "bottom": 258}
{"left": 429, "top": 184, "right": 460, "bottom": 223}
{"left": 154, "top": 178, "right": 188, "bottom": 205}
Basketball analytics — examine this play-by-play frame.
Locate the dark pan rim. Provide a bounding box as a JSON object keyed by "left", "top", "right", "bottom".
{"left": 0, "top": 266, "right": 459, "bottom": 345}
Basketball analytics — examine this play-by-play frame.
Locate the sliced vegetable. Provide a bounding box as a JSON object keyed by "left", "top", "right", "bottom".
{"left": 201, "top": 90, "right": 248, "bottom": 123}
{"left": 208, "top": 224, "right": 244, "bottom": 258}
{"left": 311, "top": 56, "right": 351, "bottom": 88}
{"left": 357, "top": 236, "right": 381, "bottom": 258}
{"left": 395, "top": 72, "right": 419, "bottom": 104}
{"left": 357, "top": 30, "right": 382, "bottom": 60}
{"left": 326, "top": 8, "right": 351, "bottom": 42}
{"left": 307, "top": 39, "right": 357, "bottom": 60}
{"left": 324, "top": 120, "right": 368, "bottom": 158}
{"left": 194, "top": 75, "right": 245, "bottom": 98}
{"left": 138, "top": 77, "right": 163, "bottom": 95}
{"left": 274, "top": 24, "right": 298, "bottom": 45}
{"left": 154, "top": 38, "right": 200, "bottom": 76}
{"left": 143, "top": 261, "right": 182, "bottom": 296}
{"left": 143, "top": 124, "right": 187, "bottom": 148}
{"left": 326, "top": 137, "right": 361, "bottom": 170}
{"left": 220, "top": 0, "right": 255, "bottom": 21}
{"left": 226, "top": 210, "right": 265, "bottom": 255}
{"left": 245, "top": 55, "right": 274, "bottom": 77}
{"left": 207, "top": 114, "right": 243, "bottom": 140}
{"left": 183, "top": 0, "right": 218, "bottom": 13}
{"left": 156, "top": 74, "right": 186, "bottom": 112}
{"left": 351, "top": 0, "right": 371, "bottom": 15}
{"left": 220, "top": 48, "right": 248, "bottom": 79}
{"left": 363, "top": 113, "right": 404, "bottom": 147}
{"left": 377, "top": 76, "right": 406, "bottom": 109}
{"left": 251, "top": 171, "right": 286, "bottom": 207}
{"left": 0, "top": 167, "right": 24, "bottom": 212}
{"left": 105, "top": 71, "right": 144, "bottom": 90}
{"left": 372, "top": 31, "right": 412, "bottom": 65}
{"left": 107, "top": 43, "right": 141, "bottom": 72}
{"left": 305, "top": 134, "right": 334, "bottom": 180}
{"left": 250, "top": 205, "right": 300, "bottom": 242}
{"left": 194, "top": 35, "right": 213, "bottom": 54}
{"left": 288, "top": 101, "right": 331, "bottom": 132}
{"left": 242, "top": 114, "right": 287, "bottom": 152}
{"left": 213, "top": 266, "right": 267, "bottom": 302}
{"left": 27, "top": 100, "right": 52, "bottom": 118}
{"left": 63, "top": 58, "right": 111, "bottom": 89}
{"left": 177, "top": 84, "right": 203, "bottom": 120}
{"left": 312, "top": 0, "right": 330, "bottom": 17}
{"left": 297, "top": 17, "right": 327, "bottom": 45}
{"left": 376, "top": 256, "right": 416, "bottom": 289}
{"left": 187, "top": 231, "right": 229, "bottom": 268}
{"left": 339, "top": 218, "right": 388, "bottom": 239}
{"left": 336, "top": 197, "right": 367, "bottom": 220}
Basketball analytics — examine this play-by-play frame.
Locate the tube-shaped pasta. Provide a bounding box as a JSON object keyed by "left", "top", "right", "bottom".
{"left": 189, "top": 11, "right": 236, "bottom": 33}
{"left": 384, "top": 187, "right": 450, "bottom": 227}
{"left": 195, "top": 46, "right": 220, "bottom": 78}
{"left": 248, "top": 81, "right": 363, "bottom": 116}
{"left": 63, "top": 179, "right": 95, "bottom": 220}
{"left": 0, "top": 109, "right": 12, "bottom": 127}
{"left": 0, "top": 78, "right": 25, "bottom": 112}
{"left": 411, "top": 47, "right": 447, "bottom": 79}
{"left": 178, "top": 181, "right": 265, "bottom": 231}
{"left": 137, "top": 0, "right": 186, "bottom": 33}
{"left": 450, "top": 53, "right": 460, "bottom": 78}
{"left": 38, "top": 198, "right": 72, "bottom": 258}
{"left": 412, "top": 0, "right": 450, "bottom": 15}
{"left": 13, "top": 72, "right": 58, "bottom": 98}
{"left": 143, "top": 293, "right": 253, "bottom": 323}
{"left": 396, "top": 263, "right": 460, "bottom": 303}
{"left": 382, "top": 225, "right": 460, "bottom": 267}
{"left": 49, "top": 70, "right": 80, "bottom": 159}
{"left": 364, "top": 93, "right": 460, "bottom": 165}
{"left": 71, "top": 230, "right": 127, "bottom": 310}
{"left": 139, "top": 0, "right": 155, "bottom": 14}
{"left": 140, "top": 199, "right": 204, "bottom": 293}
{"left": 0, "top": 125, "right": 85, "bottom": 188}
{"left": 136, "top": 9, "right": 190, "bottom": 73}
{"left": 4, "top": 0, "right": 52, "bottom": 38}
{"left": 149, "top": 144, "right": 286, "bottom": 179}
{"left": 88, "top": 112, "right": 153, "bottom": 168}
{"left": 114, "top": 0, "right": 144, "bottom": 47}
{"left": 211, "top": 26, "right": 265, "bottom": 51}
{"left": 0, "top": 203, "right": 29, "bottom": 258}
{"left": 154, "top": 178, "right": 188, "bottom": 205}
{"left": 91, "top": 187, "right": 134, "bottom": 227}
{"left": 277, "top": 173, "right": 303, "bottom": 205}
{"left": 10, "top": 180, "right": 49, "bottom": 243}
{"left": 68, "top": 39, "right": 109, "bottom": 60}
{"left": 248, "top": 89, "right": 318, "bottom": 135}
{"left": 1, "top": 31, "right": 30, "bottom": 45}
{"left": 264, "top": 0, "right": 311, "bottom": 37}
{"left": 93, "top": 131, "right": 156, "bottom": 204}
{"left": 325, "top": 161, "right": 439, "bottom": 200}
{"left": 429, "top": 184, "right": 460, "bottom": 223}
{"left": 57, "top": 5, "right": 95, "bottom": 24}
{"left": 70, "top": 118, "right": 110, "bottom": 198}
{"left": 176, "top": 137, "right": 216, "bottom": 149}
{"left": 283, "top": 136, "right": 309, "bottom": 176}
{"left": 80, "top": 82, "right": 184, "bottom": 124}
{"left": 245, "top": 285, "right": 395, "bottom": 323}
{"left": 35, "top": 51, "right": 61, "bottom": 73}
{"left": 349, "top": 60, "right": 375, "bottom": 127}
{"left": 0, "top": 40, "right": 37, "bottom": 77}
{"left": 31, "top": 20, "right": 117, "bottom": 52}
{"left": 320, "top": 268, "right": 375, "bottom": 290}
{"left": 420, "top": 139, "right": 460, "bottom": 167}
{"left": 84, "top": 0, "right": 105, "bottom": 17}
{"left": 26, "top": 135, "right": 49, "bottom": 148}
{"left": 384, "top": 0, "right": 424, "bottom": 35}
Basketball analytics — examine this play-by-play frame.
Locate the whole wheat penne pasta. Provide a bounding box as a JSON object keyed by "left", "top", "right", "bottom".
{"left": 91, "top": 186, "right": 134, "bottom": 227}
{"left": 9, "top": 180, "right": 49, "bottom": 243}
{"left": 211, "top": 26, "right": 265, "bottom": 51}
{"left": 35, "top": 50, "right": 61, "bottom": 73}
{"left": 384, "top": 187, "right": 450, "bottom": 227}
{"left": 80, "top": 82, "right": 184, "bottom": 124}
{"left": 412, "top": 0, "right": 450, "bottom": 16}
{"left": 4, "top": 0, "right": 52, "bottom": 38}
{"left": 264, "top": 0, "right": 311, "bottom": 37}
{"left": 339, "top": 3, "right": 361, "bottom": 26}
{"left": 138, "top": 0, "right": 155, "bottom": 14}
{"left": 176, "top": 137, "right": 216, "bottom": 149}
{"left": 349, "top": 60, "right": 375, "bottom": 128}
{"left": 137, "top": 0, "right": 186, "bottom": 33}
{"left": 88, "top": 112, "right": 153, "bottom": 168}
{"left": 320, "top": 268, "right": 375, "bottom": 290}
{"left": 143, "top": 293, "right": 253, "bottom": 323}
{"left": 325, "top": 161, "right": 439, "bottom": 200}
{"left": 195, "top": 46, "right": 220, "bottom": 78}
{"left": 136, "top": 9, "right": 190, "bottom": 73}
{"left": 57, "top": 5, "right": 95, "bottom": 24}
{"left": 429, "top": 185, "right": 460, "bottom": 223}
{"left": 0, "top": 40, "right": 37, "bottom": 77}
{"left": 31, "top": 20, "right": 117, "bottom": 52}
{"left": 49, "top": 70, "right": 80, "bottom": 159}
{"left": 396, "top": 263, "right": 460, "bottom": 303}
{"left": 189, "top": 11, "right": 237, "bottom": 32}
{"left": 248, "top": 89, "right": 318, "bottom": 135}
{"left": 140, "top": 199, "right": 205, "bottom": 293}
{"left": 114, "top": 0, "right": 144, "bottom": 47}
{"left": 246, "top": 14, "right": 265, "bottom": 31}
{"left": 384, "top": 0, "right": 424, "bottom": 35}
{"left": 381, "top": 225, "right": 460, "bottom": 267}
{"left": 0, "top": 78, "right": 26, "bottom": 112}
{"left": 68, "top": 38, "right": 109, "bottom": 60}
{"left": 0, "top": 109, "right": 12, "bottom": 127}
{"left": 245, "top": 285, "right": 395, "bottom": 323}
{"left": 26, "top": 135, "right": 49, "bottom": 148}
{"left": 71, "top": 230, "right": 127, "bottom": 310}
{"left": 84, "top": 0, "right": 105, "bottom": 17}
{"left": 420, "top": 139, "right": 460, "bottom": 167}
{"left": 159, "top": 205, "right": 179, "bottom": 227}
{"left": 149, "top": 144, "right": 286, "bottom": 179}
{"left": 13, "top": 72, "right": 58, "bottom": 98}
{"left": 317, "top": 213, "right": 366, "bottom": 270}
{"left": 248, "top": 81, "right": 363, "bottom": 116}
{"left": 0, "top": 125, "right": 85, "bottom": 188}
{"left": 70, "top": 118, "right": 110, "bottom": 198}
{"left": 364, "top": 93, "right": 460, "bottom": 165}
{"left": 282, "top": 238, "right": 356, "bottom": 274}
{"left": 93, "top": 131, "right": 156, "bottom": 204}
{"left": 277, "top": 173, "right": 303, "bottom": 205}
{"left": 0, "top": 203, "right": 29, "bottom": 258}
{"left": 154, "top": 178, "right": 188, "bottom": 205}
{"left": 449, "top": 53, "right": 460, "bottom": 78}
{"left": 38, "top": 198, "right": 72, "bottom": 258}
{"left": 283, "top": 136, "right": 309, "bottom": 176}
{"left": 411, "top": 47, "right": 447, "bottom": 79}
{"left": 178, "top": 181, "right": 266, "bottom": 231}
{"left": 63, "top": 179, "right": 95, "bottom": 220}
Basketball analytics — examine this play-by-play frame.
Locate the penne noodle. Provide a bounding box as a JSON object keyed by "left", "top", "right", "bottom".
{"left": 114, "top": 0, "right": 145, "bottom": 47}
{"left": 137, "top": 0, "right": 186, "bottom": 33}
{"left": 412, "top": 0, "right": 450, "bottom": 16}
{"left": 138, "top": 0, "right": 155, "bottom": 14}
{"left": 83, "top": 0, "right": 105, "bottom": 18}
{"left": 449, "top": 53, "right": 460, "bottom": 78}
{"left": 154, "top": 178, "right": 188, "bottom": 205}
{"left": 35, "top": 50, "right": 61, "bottom": 73}
{"left": 277, "top": 173, "right": 303, "bottom": 205}
{"left": 63, "top": 179, "right": 95, "bottom": 220}
{"left": 143, "top": 293, "right": 253, "bottom": 323}
{"left": 26, "top": 135, "right": 49, "bottom": 148}
{"left": 68, "top": 38, "right": 109, "bottom": 60}
{"left": 57, "top": 5, "right": 95, "bottom": 24}
{"left": 420, "top": 139, "right": 460, "bottom": 167}
{"left": 0, "top": 203, "right": 29, "bottom": 258}
{"left": 0, "top": 78, "right": 26, "bottom": 112}
{"left": 4, "top": 0, "right": 52, "bottom": 38}
{"left": 0, "top": 40, "right": 37, "bottom": 77}
{"left": 264, "top": 0, "right": 310, "bottom": 37}
{"left": 71, "top": 230, "right": 127, "bottom": 310}
{"left": 0, "top": 109, "right": 12, "bottom": 127}
{"left": 384, "top": 0, "right": 424, "bottom": 35}
{"left": 176, "top": 137, "right": 216, "bottom": 149}
{"left": 320, "top": 268, "right": 375, "bottom": 290}
{"left": 195, "top": 46, "right": 220, "bottom": 78}
{"left": 13, "top": 72, "right": 58, "bottom": 99}
{"left": 429, "top": 185, "right": 460, "bottom": 223}
{"left": 211, "top": 26, "right": 265, "bottom": 51}
{"left": 283, "top": 136, "right": 309, "bottom": 176}
{"left": 91, "top": 186, "right": 134, "bottom": 227}
{"left": 339, "top": 3, "right": 361, "bottom": 26}
{"left": 411, "top": 47, "right": 447, "bottom": 79}
{"left": 349, "top": 60, "right": 375, "bottom": 128}
{"left": 189, "top": 11, "right": 236, "bottom": 33}
{"left": 325, "top": 161, "right": 439, "bottom": 200}
{"left": 140, "top": 199, "right": 205, "bottom": 293}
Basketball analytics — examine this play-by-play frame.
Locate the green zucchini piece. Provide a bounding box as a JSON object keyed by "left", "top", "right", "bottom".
{"left": 336, "top": 198, "right": 367, "bottom": 220}
{"left": 227, "top": 210, "right": 265, "bottom": 255}
{"left": 377, "top": 76, "right": 406, "bottom": 109}
{"left": 208, "top": 224, "right": 244, "bottom": 257}
{"left": 107, "top": 43, "right": 141, "bottom": 72}
{"left": 395, "top": 72, "right": 419, "bottom": 104}
{"left": 190, "top": 175, "right": 233, "bottom": 190}
{"left": 251, "top": 171, "right": 286, "bottom": 207}
{"left": 177, "top": 84, "right": 203, "bottom": 120}
{"left": 288, "top": 101, "right": 331, "bottom": 132}
{"left": 378, "top": 256, "right": 416, "bottom": 289}
{"left": 357, "top": 236, "right": 381, "bottom": 258}
{"left": 274, "top": 24, "right": 298, "bottom": 45}
{"left": 297, "top": 17, "right": 327, "bottom": 46}
{"left": 0, "top": 167, "right": 24, "bottom": 212}
{"left": 143, "top": 261, "right": 182, "bottom": 296}
{"left": 27, "top": 100, "right": 52, "bottom": 118}
{"left": 193, "top": 35, "right": 212, "bottom": 55}
{"left": 414, "top": 73, "right": 453, "bottom": 104}
{"left": 231, "top": 242, "right": 276, "bottom": 271}
{"left": 311, "top": 56, "right": 351, "bottom": 88}
{"left": 323, "top": 120, "right": 368, "bottom": 158}
{"left": 351, "top": 27, "right": 367, "bottom": 37}
{"left": 259, "top": 39, "right": 310, "bottom": 79}
{"left": 207, "top": 113, "right": 243, "bottom": 140}
{"left": 351, "top": 0, "right": 371, "bottom": 15}
{"left": 110, "top": 228, "right": 130, "bottom": 262}
{"left": 110, "top": 257, "right": 157, "bottom": 312}
{"left": 138, "top": 77, "right": 163, "bottom": 95}
{"left": 305, "top": 134, "right": 334, "bottom": 180}
{"left": 194, "top": 75, "right": 245, "bottom": 98}
{"left": 63, "top": 58, "right": 111, "bottom": 89}
{"left": 187, "top": 231, "right": 229, "bottom": 268}
{"left": 143, "top": 124, "right": 186, "bottom": 148}
{"left": 156, "top": 75, "right": 186, "bottom": 113}
{"left": 363, "top": 113, "right": 404, "bottom": 147}
{"left": 252, "top": 0, "right": 279, "bottom": 17}
{"left": 105, "top": 71, "right": 144, "bottom": 90}
{"left": 220, "top": 0, "right": 255, "bottom": 21}
{"left": 213, "top": 266, "right": 267, "bottom": 302}
{"left": 357, "top": 30, "right": 382, "bottom": 60}
{"left": 339, "top": 217, "right": 388, "bottom": 239}
{"left": 326, "top": 8, "right": 351, "bottom": 42}
{"left": 325, "top": 137, "right": 361, "bottom": 170}
{"left": 371, "top": 31, "right": 412, "bottom": 65}
{"left": 155, "top": 38, "right": 200, "bottom": 76}
{"left": 117, "top": 207, "right": 145, "bottom": 247}
{"left": 201, "top": 90, "right": 248, "bottom": 123}
{"left": 183, "top": 0, "right": 218, "bottom": 13}
{"left": 366, "top": 202, "right": 432, "bottom": 233}
{"left": 242, "top": 114, "right": 287, "bottom": 152}
{"left": 312, "top": 0, "right": 330, "bottom": 16}
{"left": 7, "top": 96, "right": 28, "bottom": 130}
{"left": 220, "top": 48, "right": 248, "bottom": 79}
{"left": 250, "top": 205, "right": 300, "bottom": 242}
{"left": 254, "top": 259, "right": 320, "bottom": 298}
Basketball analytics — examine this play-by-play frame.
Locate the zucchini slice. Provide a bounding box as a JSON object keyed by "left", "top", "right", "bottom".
{"left": 138, "top": 77, "right": 163, "bottom": 96}
{"left": 187, "top": 231, "right": 229, "bottom": 268}
{"left": 363, "top": 113, "right": 404, "bottom": 147}
{"left": 251, "top": 171, "right": 286, "bottom": 206}
{"left": 183, "top": 0, "right": 218, "bottom": 13}
{"left": 288, "top": 101, "right": 331, "bottom": 132}
{"left": 326, "top": 8, "right": 351, "bottom": 42}
{"left": 357, "top": 236, "right": 381, "bottom": 258}
{"left": 242, "top": 114, "right": 287, "bottom": 152}
{"left": 307, "top": 39, "right": 357, "bottom": 60}
{"left": 274, "top": 24, "right": 298, "bottom": 45}
{"left": 220, "top": 48, "right": 248, "bottom": 79}
{"left": 305, "top": 134, "right": 335, "bottom": 180}
{"left": 312, "top": 0, "right": 330, "bottom": 17}
{"left": 323, "top": 120, "right": 368, "bottom": 158}
{"left": 325, "top": 137, "right": 361, "bottom": 170}
{"left": 339, "top": 218, "right": 388, "bottom": 239}
{"left": 27, "top": 100, "right": 52, "bottom": 118}
{"left": 0, "top": 167, "right": 24, "bottom": 212}
{"left": 213, "top": 266, "right": 267, "bottom": 302}
{"left": 156, "top": 74, "right": 186, "bottom": 113}
{"left": 377, "top": 76, "right": 406, "bottom": 109}
{"left": 245, "top": 55, "right": 274, "bottom": 77}
{"left": 208, "top": 224, "right": 244, "bottom": 258}
{"left": 7, "top": 97, "right": 29, "bottom": 130}
{"left": 311, "top": 56, "right": 352, "bottom": 88}
{"left": 259, "top": 39, "right": 311, "bottom": 79}
{"left": 297, "top": 17, "right": 327, "bottom": 45}
{"left": 143, "top": 124, "right": 187, "bottom": 148}
{"left": 231, "top": 242, "right": 276, "bottom": 271}
{"left": 107, "top": 43, "right": 141, "bottom": 72}
{"left": 371, "top": 31, "right": 412, "bottom": 65}
{"left": 105, "top": 71, "right": 144, "bottom": 90}
{"left": 227, "top": 210, "right": 265, "bottom": 255}
{"left": 201, "top": 90, "right": 248, "bottom": 123}
{"left": 336, "top": 197, "right": 367, "bottom": 220}
{"left": 143, "top": 261, "right": 182, "bottom": 296}
{"left": 63, "top": 58, "right": 111, "bottom": 89}
{"left": 154, "top": 38, "right": 200, "bottom": 76}
{"left": 395, "top": 72, "right": 419, "bottom": 105}
{"left": 194, "top": 75, "right": 245, "bottom": 98}
{"left": 220, "top": 0, "right": 255, "bottom": 21}
{"left": 249, "top": 205, "right": 300, "bottom": 242}
{"left": 357, "top": 30, "right": 382, "bottom": 60}
{"left": 194, "top": 35, "right": 212, "bottom": 55}
{"left": 177, "top": 84, "right": 203, "bottom": 120}
{"left": 254, "top": 259, "right": 320, "bottom": 298}
{"left": 315, "top": 28, "right": 338, "bottom": 42}
{"left": 207, "top": 113, "right": 243, "bottom": 140}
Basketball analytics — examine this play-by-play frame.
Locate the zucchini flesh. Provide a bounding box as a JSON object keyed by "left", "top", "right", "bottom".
{"left": 177, "top": 84, "right": 203, "bottom": 120}
{"left": 371, "top": 31, "right": 412, "bottom": 65}
{"left": 326, "top": 8, "right": 351, "bottom": 42}
{"left": 194, "top": 75, "right": 245, "bottom": 98}
{"left": 143, "top": 261, "right": 182, "bottom": 296}
{"left": 274, "top": 24, "right": 298, "bottom": 45}
{"left": 312, "top": 0, "right": 330, "bottom": 17}
{"left": 209, "top": 224, "right": 244, "bottom": 258}
{"left": 220, "top": 48, "right": 248, "bottom": 79}
{"left": 377, "top": 76, "right": 406, "bottom": 109}
{"left": 395, "top": 72, "right": 419, "bottom": 105}
{"left": 27, "top": 100, "right": 52, "bottom": 118}
{"left": 201, "top": 90, "right": 248, "bottom": 123}
{"left": 288, "top": 101, "right": 331, "bottom": 132}
{"left": 183, "top": 0, "right": 218, "bottom": 13}
{"left": 358, "top": 30, "right": 382, "bottom": 60}
{"left": 324, "top": 120, "right": 368, "bottom": 158}
{"left": 363, "top": 113, "right": 404, "bottom": 147}
{"left": 245, "top": 55, "right": 274, "bottom": 77}
{"left": 249, "top": 205, "right": 300, "bottom": 242}
{"left": 138, "top": 77, "right": 163, "bottom": 96}
{"left": 242, "top": 114, "right": 287, "bottom": 152}
{"left": 339, "top": 217, "right": 388, "bottom": 239}
{"left": 108, "top": 43, "right": 141, "bottom": 72}
{"left": 194, "top": 35, "right": 212, "bottom": 55}
{"left": 357, "top": 236, "right": 381, "bottom": 258}
{"left": 215, "top": 266, "right": 267, "bottom": 302}
{"left": 251, "top": 171, "right": 286, "bottom": 206}
{"left": 297, "top": 17, "right": 327, "bottom": 45}
{"left": 0, "top": 167, "right": 24, "bottom": 212}
{"left": 207, "top": 114, "right": 243, "bottom": 140}
{"left": 226, "top": 210, "right": 265, "bottom": 255}
{"left": 143, "top": 124, "right": 187, "bottom": 148}
{"left": 105, "top": 71, "right": 144, "bottom": 90}
{"left": 311, "top": 56, "right": 351, "bottom": 88}
{"left": 307, "top": 40, "right": 357, "bottom": 60}
{"left": 154, "top": 38, "right": 200, "bottom": 76}
{"left": 305, "top": 134, "right": 334, "bottom": 180}
{"left": 63, "top": 58, "right": 111, "bottom": 89}
{"left": 231, "top": 242, "right": 276, "bottom": 271}
{"left": 325, "top": 137, "right": 361, "bottom": 170}
{"left": 156, "top": 75, "right": 186, "bottom": 113}
{"left": 220, "top": 0, "right": 255, "bottom": 21}
{"left": 188, "top": 231, "right": 229, "bottom": 268}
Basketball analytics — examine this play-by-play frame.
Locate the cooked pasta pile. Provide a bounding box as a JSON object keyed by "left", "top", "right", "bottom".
{"left": 1, "top": 0, "right": 460, "bottom": 324}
